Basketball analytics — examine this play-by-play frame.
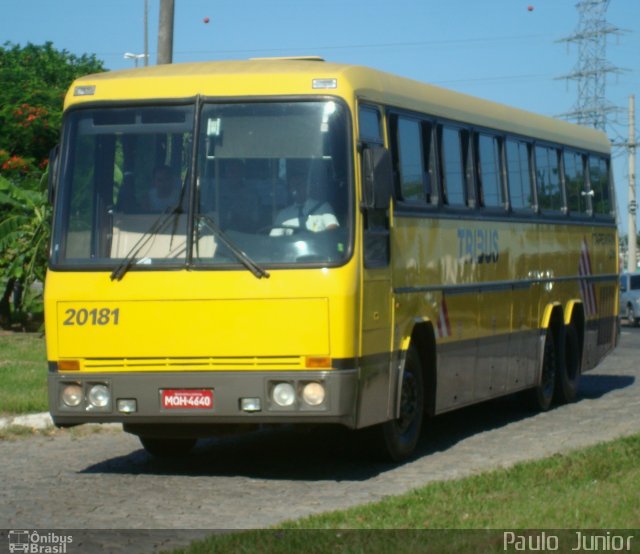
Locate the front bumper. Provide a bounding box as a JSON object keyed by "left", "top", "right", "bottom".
{"left": 48, "top": 369, "right": 358, "bottom": 428}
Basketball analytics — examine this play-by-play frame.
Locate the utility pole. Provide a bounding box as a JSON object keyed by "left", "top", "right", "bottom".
{"left": 144, "top": 0, "right": 149, "bottom": 67}
{"left": 629, "top": 94, "right": 637, "bottom": 272}
{"left": 157, "top": 0, "right": 175, "bottom": 65}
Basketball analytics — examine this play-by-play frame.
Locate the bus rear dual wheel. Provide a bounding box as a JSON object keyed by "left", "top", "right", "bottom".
{"left": 530, "top": 324, "right": 580, "bottom": 411}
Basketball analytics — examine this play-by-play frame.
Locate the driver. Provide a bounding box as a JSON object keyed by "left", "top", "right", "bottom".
{"left": 270, "top": 166, "right": 338, "bottom": 236}
{"left": 146, "top": 165, "right": 181, "bottom": 212}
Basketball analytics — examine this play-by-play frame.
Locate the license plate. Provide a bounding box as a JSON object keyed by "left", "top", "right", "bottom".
{"left": 161, "top": 389, "right": 214, "bottom": 410}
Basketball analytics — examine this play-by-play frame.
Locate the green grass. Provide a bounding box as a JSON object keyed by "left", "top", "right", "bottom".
{"left": 173, "top": 434, "right": 640, "bottom": 553}
{"left": 0, "top": 332, "right": 47, "bottom": 415}
{"left": 0, "top": 423, "right": 117, "bottom": 441}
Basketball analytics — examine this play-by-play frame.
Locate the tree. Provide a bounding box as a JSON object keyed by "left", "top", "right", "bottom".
{"left": 0, "top": 42, "right": 105, "bottom": 327}
{"left": 0, "top": 41, "right": 105, "bottom": 165}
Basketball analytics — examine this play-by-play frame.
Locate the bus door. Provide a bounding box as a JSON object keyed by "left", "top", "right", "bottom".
{"left": 357, "top": 104, "right": 394, "bottom": 427}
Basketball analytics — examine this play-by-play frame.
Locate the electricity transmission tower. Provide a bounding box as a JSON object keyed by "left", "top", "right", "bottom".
{"left": 558, "top": 1, "right": 639, "bottom": 270}
{"left": 557, "top": 0, "right": 624, "bottom": 131}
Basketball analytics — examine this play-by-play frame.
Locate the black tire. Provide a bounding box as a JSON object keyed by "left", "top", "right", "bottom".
{"left": 528, "top": 328, "right": 558, "bottom": 411}
{"left": 366, "top": 345, "right": 424, "bottom": 462}
{"left": 139, "top": 436, "right": 197, "bottom": 458}
{"left": 628, "top": 304, "right": 640, "bottom": 327}
{"left": 555, "top": 324, "right": 581, "bottom": 404}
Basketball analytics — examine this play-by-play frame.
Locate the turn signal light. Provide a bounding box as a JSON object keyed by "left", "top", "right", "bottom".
{"left": 58, "top": 360, "right": 80, "bottom": 371}
{"left": 305, "top": 356, "right": 331, "bottom": 369}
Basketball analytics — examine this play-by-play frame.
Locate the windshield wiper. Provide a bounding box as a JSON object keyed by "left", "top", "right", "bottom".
{"left": 198, "top": 214, "right": 270, "bottom": 279}
{"left": 110, "top": 206, "right": 181, "bottom": 281}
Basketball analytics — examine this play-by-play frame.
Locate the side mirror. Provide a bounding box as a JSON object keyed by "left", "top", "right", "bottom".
{"left": 47, "top": 144, "right": 60, "bottom": 204}
{"left": 362, "top": 145, "right": 392, "bottom": 210}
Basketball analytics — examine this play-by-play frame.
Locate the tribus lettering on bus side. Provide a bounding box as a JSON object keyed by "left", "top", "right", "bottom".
{"left": 457, "top": 228, "right": 499, "bottom": 264}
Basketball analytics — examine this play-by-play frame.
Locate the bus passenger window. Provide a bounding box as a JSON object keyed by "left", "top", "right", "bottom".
{"left": 535, "top": 146, "right": 563, "bottom": 212}
{"left": 359, "top": 106, "right": 383, "bottom": 144}
{"left": 589, "top": 156, "right": 612, "bottom": 216}
{"left": 564, "top": 150, "right": 588, "bottom": 215}
{"left": 397, "top": 118, "right": 426, "bottom": 204}
{"left": 440, "top": 126, "right": 466, "bottom": 207}
{"left": 506, "top": 139, "right": 533, "bottom": 211}
{"left": 477, "top": 134, "right": 504, "bottom": 208}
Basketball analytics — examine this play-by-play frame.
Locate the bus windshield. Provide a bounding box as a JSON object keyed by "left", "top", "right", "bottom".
{"left": 51, "top": 100, "right": 351, "bottom": 270}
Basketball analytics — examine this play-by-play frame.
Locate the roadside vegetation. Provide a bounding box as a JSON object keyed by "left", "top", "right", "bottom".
{"left": 174, "top": 433, "right": 640, "bottom": 553}
{"left": 0, "top": 332, "right": 47, "bottom": 415}
{"left": 0, "top": 42, "right": 104, "bottom": 330}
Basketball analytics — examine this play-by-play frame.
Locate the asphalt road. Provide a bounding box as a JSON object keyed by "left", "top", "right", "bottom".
{"left": 1, "top": 326, "right": 639, "bottom": 553}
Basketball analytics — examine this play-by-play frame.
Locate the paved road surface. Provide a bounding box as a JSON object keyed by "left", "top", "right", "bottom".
{"left": 1, "top": 327, "right": 639, "bottom": 552}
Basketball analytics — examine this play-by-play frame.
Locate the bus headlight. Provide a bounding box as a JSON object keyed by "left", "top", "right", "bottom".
{"left": 62, "top": 384, "right": 83, "bottom": 407}
{"left": 88, "top": 384, "right": 110, "bottom": 408}
{"left": 301, "top": 382, "right": 325, "bottom": 406}
{"left": 272, "top": 382, "right": 295, "bottom": 407}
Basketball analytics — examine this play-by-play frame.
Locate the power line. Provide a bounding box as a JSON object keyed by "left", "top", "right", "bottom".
{"left": 95, "top": 33, "right": 551, "bottom": 58}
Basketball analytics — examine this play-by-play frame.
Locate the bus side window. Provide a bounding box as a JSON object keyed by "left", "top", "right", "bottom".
{"left": 359, "top": 105, "right": 383, "bottom": 144}
{"left": 588, "top": 155, "right": 612, "bottom": 217}
{"left": 396, "top": 116, "right": 426, "bottom": 205}
{"left": 476, "top": 133, "right": 505, "bottom": 209}
{"left": 564, "top": 150, "right": 588, "bottom": 216}
{"left": 506, "top": 138, "right": 534, "bottom": 212}
{"left": 439, "top": 125, "right": 467, "bottom": 207}
{"left": 359, "top": 104, "right": 389, "bottom": 268}
{"left": 535, "top": 145, "right": 563, "bottom": 213}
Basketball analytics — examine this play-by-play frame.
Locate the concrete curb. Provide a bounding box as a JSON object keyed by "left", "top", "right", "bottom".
{"left": 0, "top": 412, "right": 53, "bottom": 430}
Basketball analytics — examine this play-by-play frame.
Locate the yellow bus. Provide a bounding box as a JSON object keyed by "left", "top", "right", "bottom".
{"left": 46, "top": 58, "right": 618, "bottom": 461}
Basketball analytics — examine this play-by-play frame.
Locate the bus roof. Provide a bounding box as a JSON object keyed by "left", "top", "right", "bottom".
{"left": 66, "top": 58, "right": 610, "bottom": 154}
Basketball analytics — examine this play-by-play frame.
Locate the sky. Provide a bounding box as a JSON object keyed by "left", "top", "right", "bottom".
{"left": 1, "top": 0, "right": 639, "bottom": 234}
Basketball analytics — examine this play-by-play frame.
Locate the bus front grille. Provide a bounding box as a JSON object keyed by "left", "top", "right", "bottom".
{"left": 78, "top": 356, "right": 305, "bottom": 372}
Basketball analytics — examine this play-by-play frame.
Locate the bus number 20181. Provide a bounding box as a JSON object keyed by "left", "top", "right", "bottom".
{"left": 63, "top": 308, "right": 120, "bottom": 326}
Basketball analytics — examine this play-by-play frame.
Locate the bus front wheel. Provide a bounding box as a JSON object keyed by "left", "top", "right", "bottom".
{"left": 139, "top": 436, "right": 197, "bottom": 458}
{"left": 367, "top": 345, "right": 424, "bottom": 462}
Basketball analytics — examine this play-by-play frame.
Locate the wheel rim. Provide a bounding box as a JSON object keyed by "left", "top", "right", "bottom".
{"left": 397, "top": 369, "right": 418, "bottom": 433}
{"left": 541, "top": 335, "right": 556, "bottom": 398}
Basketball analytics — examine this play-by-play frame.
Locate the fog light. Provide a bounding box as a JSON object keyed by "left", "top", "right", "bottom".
{"left": 302, "top": 382, "right": 326, "bottom": 406}
{"left": 88, "top": 384, "right": 110, "bottom": 408}
{"left": 240, "top": 397, "right": 261, "bottom": 412}
{"left": 272, "top": 383, "right": 295, "bottom": 407}
{"left": 62, "top": 384, "right": 83, "bottom": 407}
{"left": 117, "top": 399, "right": 137, "bottom": 413}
